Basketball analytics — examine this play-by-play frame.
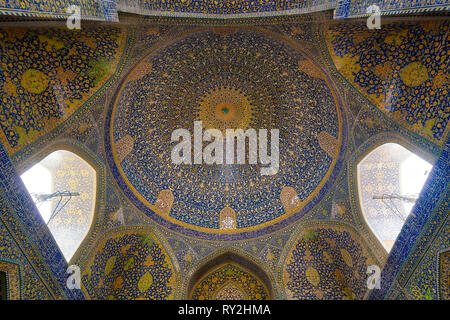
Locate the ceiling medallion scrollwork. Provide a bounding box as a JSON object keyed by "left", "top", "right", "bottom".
{"left": 105, "top": 28, "right": 347, "bottom": 240}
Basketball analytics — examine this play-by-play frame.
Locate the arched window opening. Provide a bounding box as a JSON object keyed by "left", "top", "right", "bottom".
{"left": 357, "top": 143, "right": 432, "bottom": 252}
{"left": 21, "top": 150, "right": 97, "bottom": 261}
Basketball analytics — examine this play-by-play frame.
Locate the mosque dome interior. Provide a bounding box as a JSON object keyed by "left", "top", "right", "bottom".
{"left": 0, "top": 0, "right": 448, "bottom": 301}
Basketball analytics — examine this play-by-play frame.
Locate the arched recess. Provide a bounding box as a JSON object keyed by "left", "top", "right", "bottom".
{"left": 186, "top": 251, "right": 275, "bottom": 300}
{"left": 280, "top": 222, "right": 379, "bottom": 300}
{"left": 356, "top": 139, "right": 433, "bottom": 253}
{"left": 80, "top": 226, "right": 180, "bottom": 300}
{"left": 18, "top": 142, "right": 100, "bottom": 262}
{"left": 346, "top": 133, "right": 438, "bottom": 260}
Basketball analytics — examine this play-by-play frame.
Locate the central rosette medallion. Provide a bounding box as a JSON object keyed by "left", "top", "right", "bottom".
{"left": 196, "top": 86, "right": 255, "bottom": 132}
{"left": 106, "top": 29, "right": 345, "bottom": 240}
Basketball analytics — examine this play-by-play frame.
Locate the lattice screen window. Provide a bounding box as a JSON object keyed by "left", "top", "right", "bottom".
{"left": 21, "top": 150, "right": 97, "bottom": 261}
{"left": 357, "top": 143, "right": 432, "bottom": 252}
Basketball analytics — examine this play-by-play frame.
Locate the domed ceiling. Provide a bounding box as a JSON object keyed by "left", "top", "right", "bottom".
{"left": 105, "top": 29, "right": 347, "bottom": 240}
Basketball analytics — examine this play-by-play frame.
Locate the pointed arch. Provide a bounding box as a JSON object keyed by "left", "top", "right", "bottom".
{"left": 356, "top": 140, "right": 433, "bottom": 252}
{"left": 18, "top": 142, "right": 100, "bottom": 262}
{"left": 186, "top": 250, "right": 275, "bottom": 299}
{"left": 345, "top": 132, "right": 438, "bottom": 261}
{"left": 280, "top": 221, "right": 379, "bottom": 300}
{"left": 80, "top": 226, "right": 179, "bottom": 300}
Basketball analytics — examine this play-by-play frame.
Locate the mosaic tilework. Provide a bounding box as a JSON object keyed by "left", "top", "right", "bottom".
{"left": 283, "top": 224, "right": 376, "bottom": 299}
{"left": 118, "top": 0, "right": 336, "bottom": 17}
{"left": 162, "top": 233, "right": 282, "bottom": 295}
{"left": 0, "top": 222, "right": 51, "bottom": 299}
{"left": 329, "top": 166, "right": 359, "bottom": 226}
{"left": 106, "top": 28, "right": 347, "bottom": 240}
{"left": 114, "top": 9, "right": 333, "bottom": 26}
{"left": 357, "top": 143, "right": 414, "bottom": 247}
{"left": 81, "top": 229, "right": 177, "bottom": 300}
{"left": 161, "top": 221, "right": 291, "bottom": 297}
{"left": 335, "top": 0, "right": 450, "bottom": 19}
{"left": 324, "top": 21, "right": 449, "bottom": 146}
{"left": 385, "top": 185, "right": 449, "bottom": 300}
{"left": 27, "top": 150, "right": 97, "bottom": 261}
{"left": 278, "top": 23, "right": 316, "bottom": 44}
{"left": 438, "top": 249, "right": 450, "bottom": 300}
{"left": 0, "top": 0, "right": 118, "bottom": 21}
{"left": 342, "top": 133, "right": 435, "bottom": 266}
{"left": 0, "top": 19, "right": 446, "bottom": 300}
{"left": 369, "top": 137, "right": 449, "bottom": 299}
{"left": 352, "top": 107, "right": 396, "bottom": 148}
{"left": 0, "top": 26, "right": 127, "bottom": 154}
{"left": 0, "top": 142, "right": 83, "bottom": 299}
{"left": 190, "top": 263, "right": 269, "bottom": 300}
{"left": 12, "top": 136, "right": 112, "bottom": 286}
{"left": 402, "top": 220, "right": 449, "bottom": 299}
{"left": 0, "top": 0, "right": 337, "bottom": 21}
{"left": 0, "top": 260, "right": 21, "bottom": 299}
